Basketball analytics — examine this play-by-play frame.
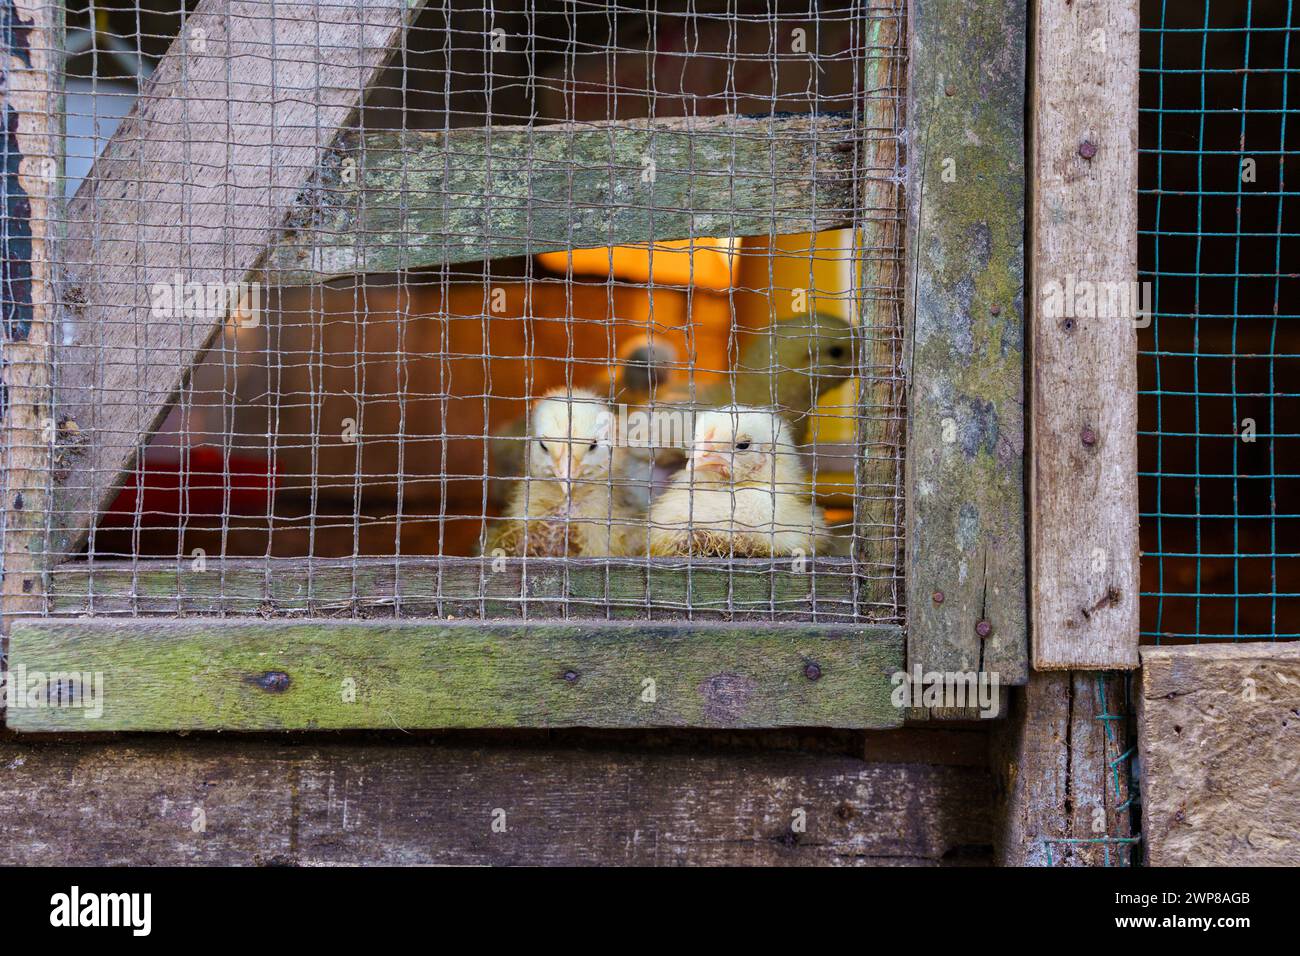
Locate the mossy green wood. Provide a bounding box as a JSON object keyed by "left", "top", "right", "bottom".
{"left": 5, "top": 620, "right": 903, "bottom": 731}
{"left": 48, "top": 557, "right": 862, "bottom": 622}
{"left": 261, "top": 114, "right": 857, "bottom": 284}
{"left": 904, "top": 0, "right": 1028, "bottom": 682}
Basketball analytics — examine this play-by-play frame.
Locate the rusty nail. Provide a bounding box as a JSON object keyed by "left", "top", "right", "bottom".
{"left": 1081, "top": 426, "right": 1098, "bottom": 447}
{"left": 562, "top": 669, "right": 580, "bottom": 683}
{"left": 975, "top": 620, "right": 992, "bottom": 639}
{"left": 835, "top": 801, "right": 856, "bottom": 821}
{"left": 1078, "top": 139, "right": 1097, "bottom": 160}
{"left": 945, "top": 84, "right": 956, "bottom": 97}
{"left": 804, "top": 662, "right": 822, "bottom": 681}
{"left": 990, "top": 305, "right": 1001, "bottom": 316}
{"left": 932, "top": 590, "right": 945, "bottom": 604}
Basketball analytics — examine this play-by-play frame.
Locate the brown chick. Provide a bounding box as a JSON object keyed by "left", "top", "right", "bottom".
{"left": 484, "top": 388, "right": 644, "bottom": 557}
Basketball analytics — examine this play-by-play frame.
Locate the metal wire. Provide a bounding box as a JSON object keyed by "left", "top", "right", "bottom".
{"left": 1139, "top": 0, "right": 1299, "bottom": 642}
{"left": 38, "top": 0, "right": 907, "bottom": 624}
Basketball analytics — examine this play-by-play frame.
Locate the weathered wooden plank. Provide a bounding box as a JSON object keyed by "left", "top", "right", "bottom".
{"left": 1030, "top": 0, "right": 1139, "bottom": 669}
{"left": 1, "top": 0, "right": 61, "bottom": 628}
{"left": 51, "top": 0, "right": 428, "bottom": 561}
{"left": 904, "top": 0, "right": 1028, "bottom": 683}
{"left": 991, "top": 671, "right": 1135, "bottom": 866}
{"left": 47, "top": 556, "right": 863, "bottom": 622}
{"left": 854, "top": 11, "right": 905, "bottom": 612}
{"left": 5, "top": 618, "right": 903, "bottom": 731}
{"left": 0, "top": 734, "right": 991, "bottom": 865}
{"left": 261, "top": 114, "right": 858, "bottom": 285}
{"left": 1139, "top": 643, "right": 1300, "bottom": 866}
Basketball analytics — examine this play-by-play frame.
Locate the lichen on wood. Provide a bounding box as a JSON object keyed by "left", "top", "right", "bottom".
{"left": 904, "top": 0, "right": 1027, "bottom": 682}
{"left": 261, "top": 114, "right": 858, "bottom": 284}
{"left": 6, "top": 617, "right": 904, "bottom": 731}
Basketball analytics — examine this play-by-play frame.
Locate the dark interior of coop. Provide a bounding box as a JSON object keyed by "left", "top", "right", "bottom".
{"left": 1137, "top": 0, "right": 1300, "bottom": 641}
{"left": 73, "top": 0, "right": 882, "bottom": 564}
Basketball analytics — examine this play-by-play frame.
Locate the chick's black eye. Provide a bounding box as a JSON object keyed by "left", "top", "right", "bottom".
{"left": 588, "top": 442, "right": 598, "bottom": 451}
{"left": 735, "top": 441, "right": 751, "bottom": 451}
{"left": 828, "top": 345, "right": 846, "bottom": 359}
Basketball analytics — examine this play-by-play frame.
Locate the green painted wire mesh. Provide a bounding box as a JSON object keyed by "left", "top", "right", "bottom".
{"left": 1139, "top": 0, "right": 1299, "bottom": 642}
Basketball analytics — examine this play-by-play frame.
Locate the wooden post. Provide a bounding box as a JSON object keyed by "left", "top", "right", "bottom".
{"left": 854, "top": 7, "right": 905, "bottom": 615}
{"left": 1030, "top": 0, "right": 1140, "bottom": 668}
{"left": 49, "top": 0, "right": 428, "bottom": 560}
{"left": 1, "top": 0, "right": 62, "bottom": 632}
{"left": 992, "top": 671, "right": 1136, "bottom": 866}
{"left": 904, "top": 0, "right": 1028, "bottom": 683}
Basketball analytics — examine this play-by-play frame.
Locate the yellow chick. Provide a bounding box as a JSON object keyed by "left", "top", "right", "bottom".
{"left": 648, "top": 406, "right": 829, "bottom": 557}
{"left": 696, "top": 312, "right": 856, "bottom": 446}
{"left": 488, "top": 336, "right": 677, "bottom": 509}
{"left": 484, "top": 388, "right": 643, "bottom": 557}
{"left": 622, "top": 312, "right": 857, "bottom": 476}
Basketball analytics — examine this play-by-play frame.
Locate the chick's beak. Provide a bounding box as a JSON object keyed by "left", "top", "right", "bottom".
{"left": 691, "top": 441, "right": 731, "bottom": 475}
{"left": 550, "top": 449, "right": 573, "bottom": 488}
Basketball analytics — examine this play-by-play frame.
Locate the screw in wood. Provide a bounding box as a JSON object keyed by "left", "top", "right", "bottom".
{"left": 803, "top": 662, "right": 822, "bottom": 681}
{"left": 975, "top": 620, "right": 992, "bottom": 639}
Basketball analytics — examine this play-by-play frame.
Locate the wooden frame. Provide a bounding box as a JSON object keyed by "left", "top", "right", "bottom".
{"left": 903, "top": 0, "right": 1028, "bottom": 685}
{"left": 1, "top": 0, "right": 61, "bottom": 629}
{"left": 1029, "top": 0, "right": 1140, "bottom": 670}
{"left": 0, "top": 0, "right": 1210, "bottom": 873}
{"left": 3, "top": 0, "right": 1033, "bottom": 736}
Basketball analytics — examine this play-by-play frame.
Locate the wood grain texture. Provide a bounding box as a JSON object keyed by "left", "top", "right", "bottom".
{"left": 51, "top": 0, "right": 427, "bottom": 560}
{"left": 5, "top": 618, "right": 903, "bottom": 731}
{"left": 854, "top": 12, "right": 905, "bottom": 612}
{"left": 48, "top": 556, "right": 863, "bottom": 622}
{"left": 1139, "top": 643, "right": 1300, "bottom": 866}
{"left": 992, "top": 671, "right": 1135, "bottom": 866}
{"left": 904, "top": 0, "right": 1028, "bottom": 683}
{"left": 262, "top": 114, "right": 858, "bottom": 284}
{"left": 1, "top": 0, "right": 61, "bottom": 627}
{"left": 1031, "top": 0, "right": 1139, "bottom": 669}
{"left": 0, "top": 734, "right": 992, "bottom": 865}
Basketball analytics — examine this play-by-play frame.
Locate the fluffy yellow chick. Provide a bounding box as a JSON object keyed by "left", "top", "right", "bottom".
{"left": 648, "top": 406, "right": 829, "bottom": 557}
{"left": 487, "top": 337, "right": 676, "bottom": 508}
{"left": 484, "top": 388, "right": 643, "bottom": 557}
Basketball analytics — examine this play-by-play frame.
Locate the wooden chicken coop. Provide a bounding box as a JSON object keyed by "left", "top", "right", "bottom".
{"left": 0, "top": 0, "right": 1294, "bottom": 867}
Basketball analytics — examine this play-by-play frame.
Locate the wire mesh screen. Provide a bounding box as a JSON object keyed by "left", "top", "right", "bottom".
{"left": 1138, "top": 0, "right": 1298, "bottom": 642}
{"left": 39, "top": 0, "right": 906, "bottom": 623}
